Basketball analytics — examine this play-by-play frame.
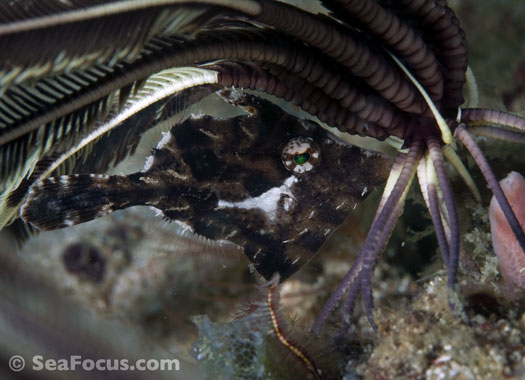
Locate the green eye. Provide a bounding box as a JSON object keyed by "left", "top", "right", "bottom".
{"left": 282, "top": 137, "right": 320, "bottom": 174}
{"left": 294, "top": 152, "right": 310, "bottom": 165}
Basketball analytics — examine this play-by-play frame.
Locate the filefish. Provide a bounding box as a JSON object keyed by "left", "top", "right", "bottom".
{"left": 21, "top": 92, "right": 391, "bottom": 281}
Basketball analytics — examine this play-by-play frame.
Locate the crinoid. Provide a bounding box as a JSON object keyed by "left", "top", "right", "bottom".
{"left": 0, "top": 0, "right": 524, "bottom": 334}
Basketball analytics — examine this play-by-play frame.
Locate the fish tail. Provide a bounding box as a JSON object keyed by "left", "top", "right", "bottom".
{"left": 21, "top": 174, "right": 141, "bottom": 230}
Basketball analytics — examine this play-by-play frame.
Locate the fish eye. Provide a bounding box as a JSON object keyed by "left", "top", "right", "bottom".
{"left": 281, "top": 137, "right": 321, "bottom": 174}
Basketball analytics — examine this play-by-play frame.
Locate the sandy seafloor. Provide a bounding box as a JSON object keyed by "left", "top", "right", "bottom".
{"left": 1, "top": 1, "right": 525, "bottom": 379}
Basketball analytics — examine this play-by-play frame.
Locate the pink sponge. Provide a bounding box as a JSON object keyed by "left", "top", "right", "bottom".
{"left": 489, "top": 171, "right": 525, "bottom": 300}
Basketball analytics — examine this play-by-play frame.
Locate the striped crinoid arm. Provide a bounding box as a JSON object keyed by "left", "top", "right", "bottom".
{"left": 207, "top": 61, "right": 391, "bottom": 139}
{"left": 456, "top": 124, "right": 525, "bottom": 253}
{"left": 456, "top": 107, "right": 524, "bottom": 142}
{"left": 321, "top": 0, "right": 444, "bottom": 102}
{"left": 312, "top": 140, "right": 423, "bottom": 334}
{"left": 425, "top": 136, "right": 460, "bottom": 287}
{"left": 194, "top": 274, "right": 340, "bottom": 379}
{"left": 253, "top": 0, "right": 429, "bottom": 114}
{"left": 457, "top": 109, "right": 525, "bottom": 253}
{"left": 358, "top": 140, "right": 423, "bottom": 329}
{"left": 416, "top": 152, "right": 451, "bottom": 274}
{"left": 322, "top": 0, "right": 467, "bottom": 110}
{"left": 323, "top": 130, "right": 467, "bottom": 333}
{"left": 0, "top": 0, "right": 263, "bottom": 91}
{"left": 400, "top": 0, "right": 468, "bottom": 111}
{"left": 466, "top": 126, "right": 525, "bottom": 144}
{"left": 265, "top": 277, "right": 323, "bottom": 380}
{"left": 256, "top": 61, "right": 408, "bottom": 138}
{"left": 461, "top": 108, "right": 525, "bottom": 131}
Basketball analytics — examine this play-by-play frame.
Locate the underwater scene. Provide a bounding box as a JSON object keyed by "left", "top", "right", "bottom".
{"left": 0, "top": 0, "right": 524, "bottom": 379}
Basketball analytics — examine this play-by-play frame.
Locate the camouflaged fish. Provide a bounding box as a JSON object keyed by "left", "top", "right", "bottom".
{"left": 21, "top": 93, "right": 391, "bottom": 280}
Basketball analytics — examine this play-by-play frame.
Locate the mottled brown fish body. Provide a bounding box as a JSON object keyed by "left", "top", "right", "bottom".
{"left": 22, "top": 94, "right": 392, "bottom": 280}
